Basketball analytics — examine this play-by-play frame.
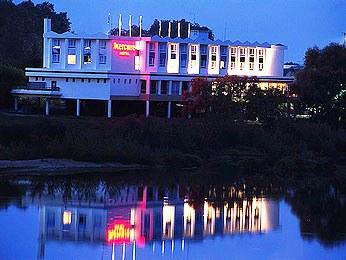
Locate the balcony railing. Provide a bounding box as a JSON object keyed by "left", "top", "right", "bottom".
{"left": 14, "top": 82, "right": 60, "bottom": 92}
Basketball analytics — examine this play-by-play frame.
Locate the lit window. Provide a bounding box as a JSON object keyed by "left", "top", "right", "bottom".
{"left": 52, "top": 39, "right": 60, "bottom": 63}
{"left": 170, "top": 44, "right": 177, "bottom": 59}
{"left": 83, "top": 40, "right": 92, "bottom": 64}
{"left": 63, "top": 210, "right": 72, "bottom": 225}
{"left": 210, "top": 46, "right": 217, "bottom": 69}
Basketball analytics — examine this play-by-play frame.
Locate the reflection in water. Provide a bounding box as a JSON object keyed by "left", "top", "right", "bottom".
{"left": 32, "top": 183, "right": 279, "bottom": 259}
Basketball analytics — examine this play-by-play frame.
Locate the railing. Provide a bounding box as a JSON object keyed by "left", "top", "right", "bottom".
{"left": 14, "top": 82, "right": 60, "bottom": 92}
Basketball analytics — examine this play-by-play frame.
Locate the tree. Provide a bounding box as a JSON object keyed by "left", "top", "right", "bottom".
{"left": 110, "top": 19, "right": 214, "bottom": 40}
{"left": 0, "top": 0, "right": 70, "bottom": 69}
{"left": 291, "top": 44, "right": 346, "bottom": 124}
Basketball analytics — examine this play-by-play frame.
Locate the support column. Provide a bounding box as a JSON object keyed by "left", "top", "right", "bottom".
{"left": 157, "top": 80, "right": 162, "bottom": 95}
{"left": 146, "top": 100, "right": 150, "bottom": 118}
{"left": 45, "top": 99, "right": 50, "bottom": 116}
{"left": 167, "top": 101, "right": 172, "bottom": 119}
{"left": 76, "top": 99, "right": 80, "bottom": 117}
{"left": 107, "top": 100, "right": 112, "bottom": 118}
{"left": 168, "top": 80, "right": 172, "bottom": 96}
{"left": 179, "top": 81, "right": 183, "bottom": 96}
{"left": 14, "top": 97, "right": 18, "bottom": 111}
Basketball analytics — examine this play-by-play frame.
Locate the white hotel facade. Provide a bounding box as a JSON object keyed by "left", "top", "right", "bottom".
{"left": 12, "top": 19, "right": 293, "bottom": 118}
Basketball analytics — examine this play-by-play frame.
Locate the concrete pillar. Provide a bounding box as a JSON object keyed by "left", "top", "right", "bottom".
{"left": 146, "top": 100, "right": 150, "bottom": 118}
{"left": 107, "top": 100, "right": 112, "bottom": 118}
{"left": 167, "top": 101, "right": 172, "bottom": 119}
{"left": 76, "top": 99, "right": 80, "bottom": 117}
{"left": 45, "top": 99, "right": 50, "bottom": 116}
{"left": 14, "top": 97, "right": 18, "bottom": 111}
{"left": 157, "top": 80, "right": 162, "bottom": 95}
{"left": 146, "top": 79, "right": 151, "bottom": 95}
{"left": 179, "top": 81, "right": 183, "bottom": 96}
{"left": 168, "top": 80, "right": 172, "bottom": 96}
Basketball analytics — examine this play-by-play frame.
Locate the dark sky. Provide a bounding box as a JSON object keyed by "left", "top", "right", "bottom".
{"left": 17, "top": 0, "right": 346, "bottom": 63}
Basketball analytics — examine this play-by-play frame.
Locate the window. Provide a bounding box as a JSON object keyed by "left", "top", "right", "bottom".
{"left": 113, "top": 78, "right": 116, "bottom": 84}
{"left": 103, "top": 79, "right": 106, "bottom": 83}
{"left": 66, "top": 78, "right": 68, "bottom": 82}
{"left": 171, "top": 81, "right": 180, "bottom": 95}
{"left": 51, "top": 81, "right": 57, "bottom": 88}
{"left": 220, "top": 46, "right": 227, "bottom": 69}
{"left": 83, "top": 40, "right": 92, "bottom": 64}
{"left": 124, "top": 79, "right": 127, "bottom": 84}
{"left": 72, "top": 78, "right": 75, "bottom": 83}
{"left": 190, "top": 45, "right": 197, "bottom": 65}
{"left": 97, "top": 79, "right": 100, "bottom": 83}
{"left": 99, "top": 40, "right": 107, "bottom": 49}
{"left": 258, "top": 49, "right": 264, "bottom": 71}
{"left": 88, "top": 79, "right": 91, "bottom": 83}
{"left": 170, "top": 44, "right": 177, "bottom": 59}
{"left": 140, "top": 80, "right": 146, "bottom": 94}
{"left": 118, "top": 78, "right": 120, "bottom": 84}
{"left": 52, "top": 39, "right": 60, "bottom": 63}
{"left": 159, "top": 43, "right": 166, "bottom": 67}
{"left": 81, "top": 78, "right": 84, "bottom": 83}
{"left": 239, "top": 48, "right": 245, "bottom": 70}
{"left": 67, "top": 40, "right": 76, "bottom": 65}
{"left": 129, "top": 79, "right": 132, "bottom": 84}
{"left": 149, "top": 43, "right": 155, "bottom": 67}
{"left": 180, "top": 43, "right": 187, "bottom": 68}
{"left": 135, "top": 79, "right": 138, "bottom": 84}
{"left": 210, "top": 46, "right": 217, "bottom": 69}
{"left": 161, "top": 81, "right": 168, "bottom": 95}
{"left": 150, "top": 80, "right": 157, "bottom": 94}
{"left": 200, "top": 45, "right": 207, "bottom": 68}
{"left": 99, "top": 54, "right": 107, "bottom": 64}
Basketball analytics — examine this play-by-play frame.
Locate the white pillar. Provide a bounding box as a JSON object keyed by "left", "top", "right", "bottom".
{"left": 157, "top": 80, "right": 162, "bottom": 95}
{"left": 76, "top": 99, "right": 80, "bottom": 117}
{"left": 14, "top": 97, "right": 18, "bottom": 111}
{"left": 168, "top": 80, "right": 172, "bottom": 96}
{"left": 45, "top": 99, "right": 49, "bottom": 116}
{"left": 146, "top": 100, "right": 150, "bottom": 118}
{"left": 179, "top": 81, "right": 183, "bottom": 96}
{"left": 167, "top": 101, "right": 172, "bottom": 119}
{"left": 107, "top": 100, "right": 112, "bottom": 118}
{"left": 146, "top": 79, "right": 150, "bottom": 95}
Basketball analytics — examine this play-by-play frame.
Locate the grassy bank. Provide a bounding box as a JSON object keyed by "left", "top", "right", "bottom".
{"left": 1, "top": 114, "right": 346, "bottom": 179}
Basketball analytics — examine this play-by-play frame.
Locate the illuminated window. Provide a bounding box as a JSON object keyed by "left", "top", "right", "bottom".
{"left": 249, "top": 48, "right": 255, "bottom": 71}
{"left": 200, "top": 45, "right": 207, "bottom": 68}
{"left": 52, "top": 39, "right": 60, "bottom": 63}
{"left": 83, "top": 40, "right": 92, "bottom": 64}
{"left": 210, "top": 46, "right": 217, "bottom": 69}
{"left": 239, "top": 48, "right": 245, "bottom": 70}
{"left": 148, "top": 43, "right": 155, "bottom": 67}
{"left": 220, "top": 46, "right": 227, "bottom": 69}
{"left": 258, "top": 49, "right": 264, "bottom": 71}
{"left": 190, "top": 45, "right": 197, "bottom": 62}
{"left": 63, "top": 210, "right": 72, "bottom": 225}
{"left": 68, "top": 40, "right": 76, "bottom": 65}
{"left": 159, "top": 43, "right": 167, "bottom": 67}
{"left": 170, "top": 43, "right": 177, "bottom": 59}
{"left": 180, "top": 43, "right": 187, "bottom": 68}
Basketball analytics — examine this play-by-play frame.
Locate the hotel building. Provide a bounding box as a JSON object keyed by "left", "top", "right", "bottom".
{"left": 12, "top": 18, "right": 293, "bottom": 118}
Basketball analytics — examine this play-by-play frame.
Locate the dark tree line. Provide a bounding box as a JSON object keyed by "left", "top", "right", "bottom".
{"left": 0, "top": 0, "right": 70, "bottom": 69}
{"left": 110, "top": 19, "right": 214, "bottom": 40}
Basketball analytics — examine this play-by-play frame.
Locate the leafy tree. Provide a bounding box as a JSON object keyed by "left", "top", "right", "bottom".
{"left": 291, "top": 44, "right": 346, "bottom": 124}
{"left": 110, "top": 19, "right": 214, "bottom": 39}
{"left": 0, "top": 0, "right": 70, "bottom": 69}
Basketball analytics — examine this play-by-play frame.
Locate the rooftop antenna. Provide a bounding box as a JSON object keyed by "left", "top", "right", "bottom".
{"left": 118, "top": 14, "right": 122, "bottom": 36}
{"left": 129, "top": 15, "right": 132, "bottom": 37}
{"left": 178, "top": 22, "right": 181, "bottom": 38}
{"left": 159, "top": 20, "right": 162, "bottom": 37}
{"left": 107, "top": 12, "right": 112, "bottom": 34}
{"left": 168, "top": 21, "right": 172, "bottom": 38}
{"left": 139, "top": 15, "right": 143, "bottom": 37}
{"left": 188, "top": 22, "right": 191, "bottom": 38}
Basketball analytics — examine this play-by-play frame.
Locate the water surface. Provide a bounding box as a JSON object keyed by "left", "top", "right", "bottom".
{"left": 0, "top": 173, "right": 345, "bottom": 260}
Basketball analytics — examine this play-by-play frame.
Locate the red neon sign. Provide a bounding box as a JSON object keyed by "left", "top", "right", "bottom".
{"left": 107, "top": 222, "right": 132, "bottom": 243}
{"left": 113, "top": 42, "right": 137, "bottom": 56}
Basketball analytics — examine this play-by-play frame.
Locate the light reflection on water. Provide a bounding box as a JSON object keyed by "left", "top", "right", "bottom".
{"left": 0, "top": 175, "right": 346, "bottom": 259}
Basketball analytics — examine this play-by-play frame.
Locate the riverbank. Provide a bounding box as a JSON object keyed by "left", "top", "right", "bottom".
{"left": 1, "top": 113, "right": 346, "bottom": 180}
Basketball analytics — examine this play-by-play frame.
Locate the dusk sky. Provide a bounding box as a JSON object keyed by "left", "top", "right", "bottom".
{"left": 16, "top": 0, "right": 346, "bottom": 63}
